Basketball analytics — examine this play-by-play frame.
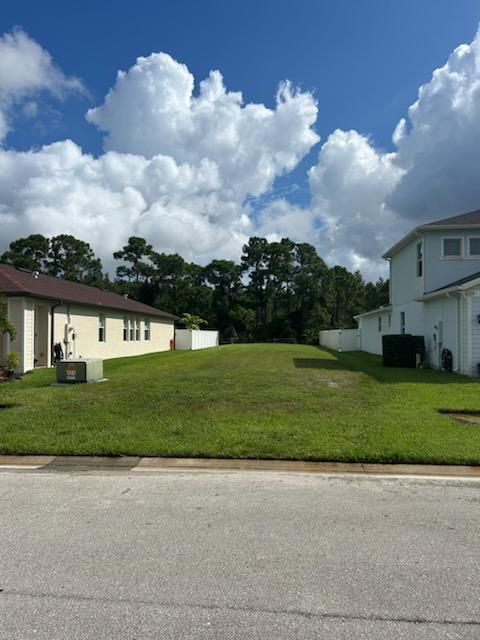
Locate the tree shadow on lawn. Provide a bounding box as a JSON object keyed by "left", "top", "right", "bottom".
{"left": 293, "top": 350, "right": 476, "bottom": 386}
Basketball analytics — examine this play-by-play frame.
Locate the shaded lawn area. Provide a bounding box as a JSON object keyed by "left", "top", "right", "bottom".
{"left": 1, "top": 343, "right": 480, "bottom": 464}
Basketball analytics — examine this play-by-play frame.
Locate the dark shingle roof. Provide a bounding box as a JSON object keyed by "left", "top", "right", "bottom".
{"left": 429, "top": 270, "right": 480, "bottom": 294}
{"left": 0, "top": 264, "right": 177, "bottom": 320}
{"left": 424, "top": 208, "right": 480, "bottom": 227}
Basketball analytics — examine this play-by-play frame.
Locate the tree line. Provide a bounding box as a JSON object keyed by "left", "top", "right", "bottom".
{"left": 0, "top": 233, "right": 389, "bottom": 343}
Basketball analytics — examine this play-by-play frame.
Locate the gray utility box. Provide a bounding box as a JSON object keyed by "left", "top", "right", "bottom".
{"left": 56, "top": 358, "right": 103, "bottom": 384}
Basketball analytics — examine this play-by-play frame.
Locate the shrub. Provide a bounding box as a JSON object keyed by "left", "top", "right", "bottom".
{"left": 6, "top": 351, "right": 20, "bottom": 374}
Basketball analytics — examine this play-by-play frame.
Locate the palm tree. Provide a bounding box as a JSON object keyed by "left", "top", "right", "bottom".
{"left": 182, "top": 313, "right": 208, "bottom": 331}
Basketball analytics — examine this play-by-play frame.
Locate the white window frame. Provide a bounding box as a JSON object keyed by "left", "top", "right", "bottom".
{"left": 135, "top": 318, "right": 140, "bottom": 341}
{"left": 441, "top": 236, "right": 463, "bottom": 260}
{"left": 378, "top": 316, "right": 382, "bottom": 332}
{"left": 467, "top": 236, "right": 480, "bottom": 258}
{"left": 144, "top": 318, "right": 150, "bottom": 341}
{"left": 123, "top": 316, "right": 128, "bottom": 341}
{"left": 129, "top": 318, "right": 134, "bottom": 341}
{"left": 98, "top": 313, "right": 106, "bottom": 342}
{"left": 400, "top": 311, "right": 406, "bottom": 335}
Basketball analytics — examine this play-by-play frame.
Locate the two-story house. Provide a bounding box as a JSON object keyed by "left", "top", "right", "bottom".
{"left": 355, "top": 208, "right": 480, "bottom": 376}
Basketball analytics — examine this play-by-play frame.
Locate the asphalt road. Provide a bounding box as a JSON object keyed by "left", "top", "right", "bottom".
{"left": 0, "top": 470, "right": 479, "bottom": 639}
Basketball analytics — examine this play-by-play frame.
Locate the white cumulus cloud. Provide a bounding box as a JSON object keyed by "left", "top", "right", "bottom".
{"left": 86, "top": 52, "right": 319, "bottom": 198}
{"left": 2, "top": 27, "right": 480, "bottom": 281}
{"left": 0, "top": 28, "right": 85, "bottom": 142}
{"left": 0, "top": 39, "right": 319, "bottom": 273}
{"left": 303, "top": 27, "right": 480, "bottom": 278}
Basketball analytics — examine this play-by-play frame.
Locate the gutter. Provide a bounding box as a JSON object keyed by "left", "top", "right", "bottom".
{"left": 354, "top": 305, "right": 392, "bottom": 320}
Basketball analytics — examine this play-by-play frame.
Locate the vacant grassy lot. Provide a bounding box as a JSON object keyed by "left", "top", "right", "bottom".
{"left": 1, "top": 344, "right": 480, "bottom": 464}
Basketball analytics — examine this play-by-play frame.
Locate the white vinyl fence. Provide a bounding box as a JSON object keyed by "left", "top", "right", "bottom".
{"left": 175, "top": 329, "right": 219, "bottom": 350}
{"left": 319, "top": 329, "right": 359, "bottom": 352}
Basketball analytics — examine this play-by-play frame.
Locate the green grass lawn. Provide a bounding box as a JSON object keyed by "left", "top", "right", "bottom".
{"left": 1, "top": 343, "right": 480, "bottom": 464}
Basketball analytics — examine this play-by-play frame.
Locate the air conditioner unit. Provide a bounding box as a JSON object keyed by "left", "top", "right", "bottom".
{"left": 56, "top": 358, "right": 103, "bottom": 384}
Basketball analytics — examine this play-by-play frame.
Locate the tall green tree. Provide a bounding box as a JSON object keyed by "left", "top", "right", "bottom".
{"left": 0, "top": 234, "right": 49, "bottom": 271}
{"left": 291, "top": 242, "right": 329, "bottom": 341}
{"left": 266, "top": 239, "right": 295, "bottom": 323}
{"left": 204, "top": 259, "right": 243, "bottom": 333}
{"left": 113, "top": 237, "right": 153, "bottom": 283}
{"left": 326, "top": 266, "right": 367, "bottom": 329}
{"left": 241, "top": 237, "right": 269, "bottom": 333}
{"left": 48, "top": 235, "right": 104, "bottom": 284}
{"left": 149, "top": 251, "right": 187, "bottom": 312}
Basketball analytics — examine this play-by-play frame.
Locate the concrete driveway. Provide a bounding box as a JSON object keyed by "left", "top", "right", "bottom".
{"left": 0, "top": 469, "right": 479, "bottom": 639}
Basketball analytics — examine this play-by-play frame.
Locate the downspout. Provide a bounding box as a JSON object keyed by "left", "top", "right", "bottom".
{"left": 457, "top": 293, "right": 462, "bottom": 374}
{"left": 50, "top": 301, "right": 62, "bottom": 367}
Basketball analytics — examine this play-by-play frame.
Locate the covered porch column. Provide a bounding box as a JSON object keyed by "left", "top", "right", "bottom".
{"left": 6, "top": 297, "right": 35, "bottom": 374}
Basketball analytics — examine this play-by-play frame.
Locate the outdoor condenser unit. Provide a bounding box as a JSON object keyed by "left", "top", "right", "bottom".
{"left": 56, "top": 358, "right": 103, "bottom": 384}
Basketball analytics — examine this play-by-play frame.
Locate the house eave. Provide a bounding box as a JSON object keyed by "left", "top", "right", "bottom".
{"left": 1, "top": 290, "right": 178, "bottom": 321}
{"left": 417, "top": 276, "right": 480, "bottom": 301}
{"left": 354, "top": 305, "right": 392, "bottom": 320}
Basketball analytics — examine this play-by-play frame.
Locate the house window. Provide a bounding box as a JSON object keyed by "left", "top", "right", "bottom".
{"left": 144, "top": 319, "right": 150, "bottom": 341}
{"left": 378, "top": 316, "right": 382, "bottom": 332}
{"left": 416, "top": 241, "right": 423, "bottom": 277}
{"left": 400, "top": 311, "right": 406, "bottom": 335}
{"left": 135, "top": 318, "right": 140, "bottom": 341}
{"left": 129, "top": 318, "right": 134, "bottom": 341}
{"left": 123, "top": 317, "right": 128, "bottom": 341}
{"left": 442, "top": 237, "right": 462, "bottom": 258}
{"left": 468, "top": 237, "right": 480, "bottom": 257}
{"left": 98, "top": 314, "right": 105, "bottom": 342}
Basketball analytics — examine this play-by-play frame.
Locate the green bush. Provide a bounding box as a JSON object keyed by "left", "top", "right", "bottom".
{"left": 6, "top": 351, "right": 20, "bottom": 374}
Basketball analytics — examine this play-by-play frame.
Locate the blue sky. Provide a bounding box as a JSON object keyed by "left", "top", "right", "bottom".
{"left": 2, "top": 1, "right": 480, "bottom": 277}
{"left": 3, "top": 0, "right": 479, "bottom": 155}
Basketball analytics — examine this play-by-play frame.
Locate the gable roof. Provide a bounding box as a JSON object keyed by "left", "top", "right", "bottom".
{"left": 383, "top": 207, "right": 480, "bottom": 259}
{"left": 429, "top": 270, "right": 480, "bottom": 292}
{"left": 0, "top": 264, "right": 177, "bottom": 321}
{"left": 424, "top": 209, "right": 480, "bottom": 227}
{"left": 418, "top": 270, "right": 480, "bottom": 301}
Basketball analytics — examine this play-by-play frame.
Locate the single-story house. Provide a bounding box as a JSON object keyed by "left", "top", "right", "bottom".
{"left": 0, "top": 263, "right": 177, "bottom": 373}
{"left": 355, "top": 208, "right": 480, "bottom": 376}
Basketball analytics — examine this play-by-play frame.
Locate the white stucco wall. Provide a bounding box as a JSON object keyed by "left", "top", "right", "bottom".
{"left": 5, "top": 296, "right": 175, "bottom": 372}
{"left": 389, "top": 236, "right": 424, "bottom": 305}
{"left": 358, "top": 225, "right": 480, "bottom": 376}
{"left": 358, "top": 311, "right": 392, "bottom": 355}
{"left": 424, "top": 229, "right": 480, "bottom": 293}
{"left": 422, "top": 296, "right": 460, "bottom": 371}
{"left": 52, "top": 303, "right": 174, "bottom": 361}
{"left": 358, "top": 295, "right": 467, "bottom": 373}
{"left": 468, "top": 292, "right": 480, "bottom": 377}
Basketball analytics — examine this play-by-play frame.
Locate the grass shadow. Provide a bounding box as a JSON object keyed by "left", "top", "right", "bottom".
{"left": 294, "top": 358, "right": 348, "bottom": 370}
{"left": 295, "top": 348, "right": 477, "bottom": 385}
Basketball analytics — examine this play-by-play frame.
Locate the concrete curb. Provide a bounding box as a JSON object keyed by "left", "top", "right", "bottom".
{"left": 0, "top": 454, "right": 480, "bottom": 479}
